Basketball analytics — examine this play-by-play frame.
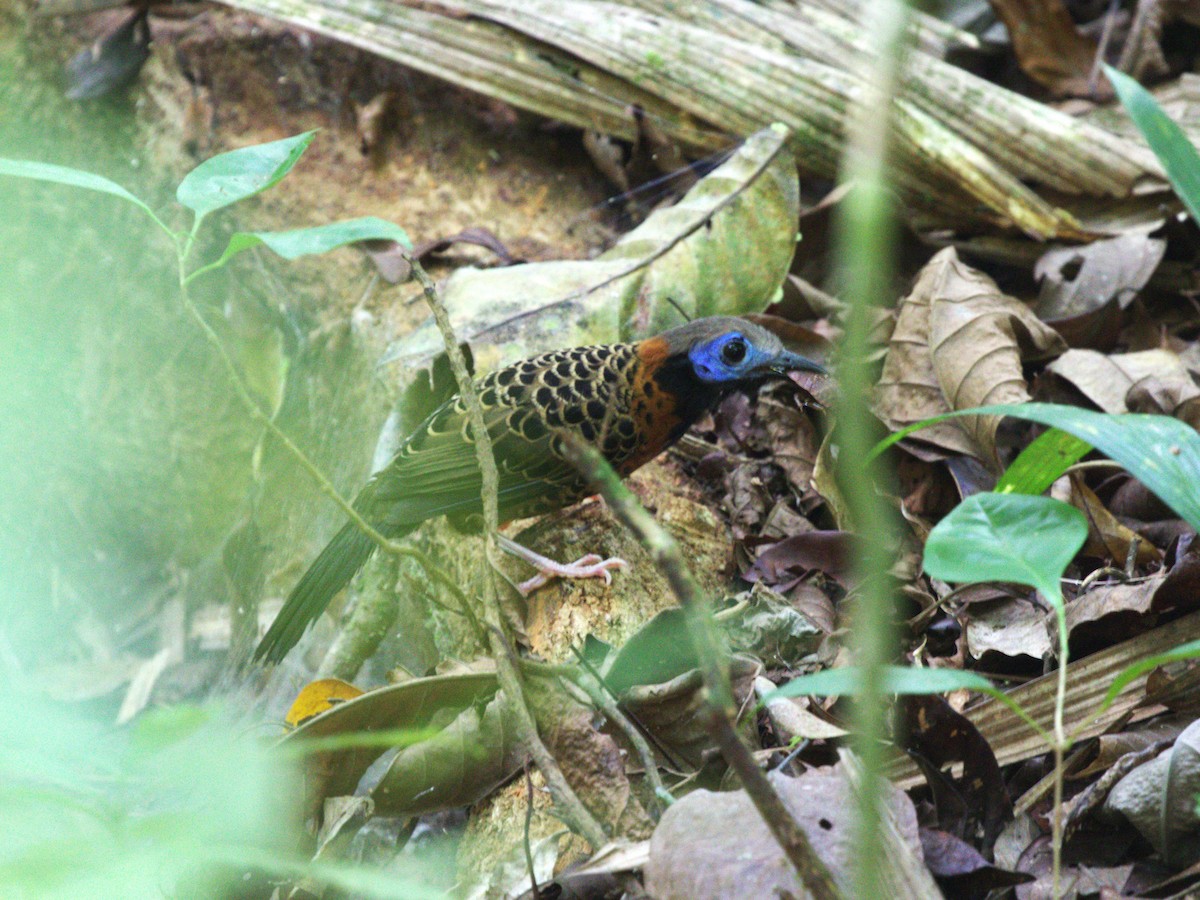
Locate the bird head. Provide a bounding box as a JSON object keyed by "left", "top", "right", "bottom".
{"left": 660, "top": 316, "right": 826, "bottom": 384}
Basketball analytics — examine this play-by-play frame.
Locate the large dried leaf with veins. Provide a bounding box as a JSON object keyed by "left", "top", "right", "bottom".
{"left": 875, "top": 248, "right": 1066, "bottom": 467}
{"left": 1105, "top": 718, "right": 1200, "bottom": 867}
{"left": 645, "top": 765, "right": 937, "bottom": 899}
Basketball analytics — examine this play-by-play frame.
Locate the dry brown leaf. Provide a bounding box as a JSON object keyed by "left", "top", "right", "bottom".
{"left": 1065, "top": 575, "right": 1163, "bottom": 643}
{"left": 1104, "top": 718, "right": 1200, "bottom": 867}
{"left": 621, "top": 657, "right": 759, "bottom": 770}
{"left": 875, "top": 248, "right": 1066, "bottom": 467}
{"left": 811, "top": 430, "right": 851, "bottom": 529}
{"left": 1146, "top": 662, "right": 1200, "bottom": 714}
{"left": 1129, "top": 374, "right": 1200, "bottom": 430}
{"left": 919, "top": 829, "right": 1033, "bottom": 894}
{"left": 1045, "top": 349, "right": 1200, "bottom": 427}
{"left": 1034, "top": 234, "right": 1165, "bottom": 322}
{"left": 644, "top": 765, "right": 935, "bottom": 899}
{"left": 754, "top": 676, "right": 848, "bottom": 743}
{"left": 789, "top": 582, "right": 837, "bottom": 635}
{"left": 1072, "top": 714, "right": 1194, "bottom": 779}
{"left": 1067, "top": 474, "right": 1162, "bottom": 568}
{"left": 987, "top": 0, "right": 1104, "bottom": 96}
{"left": 964, "top": 597, "right": 1052, "bottom": 666}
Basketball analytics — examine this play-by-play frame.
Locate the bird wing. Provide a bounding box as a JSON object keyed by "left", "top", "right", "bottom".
{"left": 360, "top": 345, "right": 638, "bottom": 529}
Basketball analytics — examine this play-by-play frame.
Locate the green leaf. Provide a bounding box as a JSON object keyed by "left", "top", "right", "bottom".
{"left": 1105, "top": 64, "right": 1200, "bottom": 223}
{"left": 176, "top": 131, "right": 317, "bottom": 218}
{"left": 129, "top": 705, "right": 213, "bottom": 754}
{"left": 231, "top": 217, "right": 410, "bottom": 261}
{"left": 765, "top": 664, "right": 996, "bottom": 701}
{"left": 924, "top": 492, "right": 1087, "bottom": 604}
{"left": 997, "top": 427, "right": 1093, "bottom": 495}
{"left": 0, "top": 158, "right": 162, "bottom": 226}
{"left": 187, "top": 217, "right": 411, "bottom": 283}
{"left": 872, "top": 403, "right": 1200, "bottom": 531}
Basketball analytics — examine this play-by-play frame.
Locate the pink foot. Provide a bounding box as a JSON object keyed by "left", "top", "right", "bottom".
{"left": 495, "top": 533, "right": 628, "bottom": 596}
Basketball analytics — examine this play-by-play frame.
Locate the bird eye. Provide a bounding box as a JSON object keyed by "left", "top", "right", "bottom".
{"left": 721, "top": 337, "right": 747, "bottom": 365}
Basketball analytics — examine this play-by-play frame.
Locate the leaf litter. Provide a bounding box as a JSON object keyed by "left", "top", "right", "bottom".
{"left": 21, "top": 2, "right": 1200, "bottom": 896}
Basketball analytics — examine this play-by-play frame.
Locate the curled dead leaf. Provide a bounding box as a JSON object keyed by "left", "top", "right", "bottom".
{"left": 1034, "top": 234, "right": 1165, "bottom": 322}
{"left": 988, "top": 0, "right": 1106, "bottom": 96}
{"left": 1067, "top": 473, "right": 1162, "bottom": 569}
{"left": 1045, "top": 348, "right": 1200, "bottom": 428}
{"left": 1104, "top": 718, "right": 1200, "bottom": 867}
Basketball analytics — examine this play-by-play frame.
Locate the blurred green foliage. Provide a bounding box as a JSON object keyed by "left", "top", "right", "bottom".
{"left": 1, "top": 691, "right": 297, "bottom": 897}
{"left": 0, "top": 20, "right": 448, "bottom": 895}
{"left": 0, "top": 18, "right": 260, "bottom": 655}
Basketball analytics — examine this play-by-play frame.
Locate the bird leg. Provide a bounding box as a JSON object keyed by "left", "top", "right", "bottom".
{"left": 494, "top": 532, "right": 628, "bottom": 596}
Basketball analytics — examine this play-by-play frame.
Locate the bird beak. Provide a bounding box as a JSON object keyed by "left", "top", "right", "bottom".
{"left": 772, "top": 350, "right": 827, "bottom": 376}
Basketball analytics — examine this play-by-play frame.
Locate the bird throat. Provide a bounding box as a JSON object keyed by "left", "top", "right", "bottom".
{"left": 649, "top": 354, "right": 729, "bottom": 443}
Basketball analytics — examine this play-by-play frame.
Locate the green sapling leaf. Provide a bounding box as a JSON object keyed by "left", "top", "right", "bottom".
{"left": 187, "top": 217, "right": 411, "bottom": 283}
{"left": 0, "top": 158, "right": 166, "bottom": 230}
{"left": 924, "top": 492, "right": 1086, "bottom": 605}
{"left": 176, "top": 131, "right": 317, "bottom": 219}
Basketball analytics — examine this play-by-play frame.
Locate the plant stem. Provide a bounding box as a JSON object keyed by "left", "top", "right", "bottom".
{"left": 1051, "top": 595, "right": 1070, "bottom": 899}
{"left": 173, "top": 260, "right": 469, "bottom": 666}
{"left": 834, "top": 0, "right": 910, "bottom": 896}
{"left": 570, "top": 666, "right": 671, "bottom": 816}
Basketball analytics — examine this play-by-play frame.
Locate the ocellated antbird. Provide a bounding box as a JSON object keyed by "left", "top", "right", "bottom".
{"left": 254, "top": 316, "right": 825, "bottom": 664}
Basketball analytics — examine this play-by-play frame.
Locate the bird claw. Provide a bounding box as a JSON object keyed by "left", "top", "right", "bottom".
{"left": 494, "top": 527, "right": 629, "bottom": 595}
{"left": 512, "top": 552, "right": 629, "bottom": 596}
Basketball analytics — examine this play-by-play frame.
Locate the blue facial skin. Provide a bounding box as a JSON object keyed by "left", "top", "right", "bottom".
{"left": 688, "top": 331, "right": 776, "bottom": 383}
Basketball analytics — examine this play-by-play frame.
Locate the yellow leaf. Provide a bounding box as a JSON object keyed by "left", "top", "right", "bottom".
{"left": 285, "top": 678, "right": 364, "bottom": 728}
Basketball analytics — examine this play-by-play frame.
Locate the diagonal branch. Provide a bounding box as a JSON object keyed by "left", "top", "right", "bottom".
{"left": 404, "top": 254, "right": 610, "bottom": 850}
{"left": 563, "top": 439, "right": 840, "bottom": 900}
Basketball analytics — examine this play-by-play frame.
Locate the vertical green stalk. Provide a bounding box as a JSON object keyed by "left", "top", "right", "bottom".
{"left": 833, "top": 0, "right": 909, "bottom": 896}
{"left": 1045, "top": 581, "right": 1070, "bottom": 899}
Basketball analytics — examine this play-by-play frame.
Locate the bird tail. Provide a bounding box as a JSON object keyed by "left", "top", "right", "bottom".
{"left": 253, "top": 522, "right": 378, "bottom": 665}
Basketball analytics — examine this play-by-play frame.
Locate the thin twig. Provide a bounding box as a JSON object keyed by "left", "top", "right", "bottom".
{"left": 404, "top": 254, "right": 610, "bottom": 850}
{"left": 563, "top": 440, "right": 840, "bottom": 900}
{"left": 1050, "top": 591, "right": 1071, "bottom": 899}
{"left": 523, "top": 763, "right": 542, "bottom": 900}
